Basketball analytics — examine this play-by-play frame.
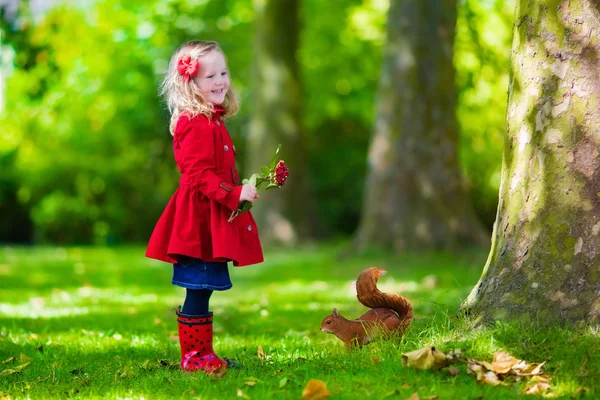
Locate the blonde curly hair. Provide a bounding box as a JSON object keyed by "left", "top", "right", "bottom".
{"left": 160, "top": 40, "right": 239, "bottom": 135}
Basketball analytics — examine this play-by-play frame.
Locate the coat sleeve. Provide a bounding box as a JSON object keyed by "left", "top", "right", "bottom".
{"left": 178, "top": 116, "right": 242, "bottom": 211}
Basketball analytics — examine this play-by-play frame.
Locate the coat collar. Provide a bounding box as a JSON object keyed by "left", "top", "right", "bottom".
{"left": 213, "top": 105, "right": 226, "bottom": 119}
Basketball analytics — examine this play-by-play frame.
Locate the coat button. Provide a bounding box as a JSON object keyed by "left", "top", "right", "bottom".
{"left": 215, "top": 120, "right": 221, "bottom": 126}
{"left": 247, "top": 225, "right": 252, "bottom": 232}
{"left": 224, "top": 145, "right": 229, "bottom": 151}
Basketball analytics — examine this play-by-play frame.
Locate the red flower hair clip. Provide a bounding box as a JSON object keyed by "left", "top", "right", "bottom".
{"left": 177, "top": 55, "right": 199, "bottom": 83}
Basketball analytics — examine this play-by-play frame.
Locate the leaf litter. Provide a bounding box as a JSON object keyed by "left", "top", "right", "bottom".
{"left": 402, "top": 347, "right": 550, "bottom": 395}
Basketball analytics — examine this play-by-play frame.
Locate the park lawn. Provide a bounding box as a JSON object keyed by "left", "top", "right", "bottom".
{"left": 0, "top": 244, "right": 598, "bottom": 399}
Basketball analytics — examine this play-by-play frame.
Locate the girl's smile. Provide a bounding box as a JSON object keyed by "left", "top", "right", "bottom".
{"left": 193, "top": 51, "right": 230, "bottom": 106}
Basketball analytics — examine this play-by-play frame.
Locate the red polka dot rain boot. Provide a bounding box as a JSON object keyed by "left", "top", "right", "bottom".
{"left": 176, "top": 306, "right": 228, "bottom": 374}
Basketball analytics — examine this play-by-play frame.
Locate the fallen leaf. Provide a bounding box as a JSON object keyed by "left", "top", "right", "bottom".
{"left": 479, "top": 371, "right": 501, "bottom": 386}
{"left": 402, "top": 347, "right": 450, "bottom": 370}
{"left": 492, "top": 351, "right": 519, "bottom": 374}
{"left": 302, "top": 379, "right": 331, "bottom": 399}
{"left": 0, "top": 362, "right": 30, "bottom": 377}
{"left": 405, "top": 393, "right": 419, "bottom": 400}
{"left": 257, "top": 345, "right": 265, "bottom": 360}
{"left": 446, "top": 349, "right": 463, "bottom": 361}
{"left": 525, "top": 381, "right": 551, "bottom": 394}
{"left": 1, "top": 357, "right": 15, "bottom": 365}
{"left": 236, "top": 388, "right": 250, "bottom": 399}
{"left": 512, "top": 360, "right": 545, "bottom": 376}
{"left": 0, "top": 392, "right": 12, "bottom": 400}
{"left": 141, "top": 360, "right": 151, "bottom": 370}
{"left": 448, "top": 366, "right": 460, "bottom": 376}
{"left": 244, "top": 381, "right": 257, "bottom": 387}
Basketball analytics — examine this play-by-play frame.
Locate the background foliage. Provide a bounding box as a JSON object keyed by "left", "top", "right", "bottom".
{"left": 0, "top": 0, "right": 514, "bottom": 244}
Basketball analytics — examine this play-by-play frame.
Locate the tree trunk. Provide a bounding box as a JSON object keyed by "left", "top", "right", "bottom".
{"left": 247, "top": 0, "right": 309, "bottom": 245}
{"left": 463, "top": 0, "right": 600, "bottom": 324}
{"left": 354, "top": 0, "right": 488, "bottom": 252}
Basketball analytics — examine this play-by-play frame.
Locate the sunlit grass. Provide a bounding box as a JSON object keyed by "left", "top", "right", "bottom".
{"left": 1, "top": 244, "right": 598, "bottom": 399}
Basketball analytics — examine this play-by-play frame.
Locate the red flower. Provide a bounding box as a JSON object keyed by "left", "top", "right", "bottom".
{"left": 177, "top": 55, "right": 199, "bottom": 83}
{"left": 274, "top": 160, "right": 289, "bottom": 187}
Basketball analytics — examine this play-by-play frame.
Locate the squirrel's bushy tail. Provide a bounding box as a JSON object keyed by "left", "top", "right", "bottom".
{"left": 356, "top": 267, "right": 413, "bottom": 331}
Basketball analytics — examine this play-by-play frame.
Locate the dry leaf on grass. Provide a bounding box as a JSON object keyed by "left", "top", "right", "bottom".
{"left": 257, "top": 345, "right": 265, "bottom": 359}
{"left": 0, "top": 362, "right": 31, "bottom": 377}
{"left": 302, "top": 379, "right": 331, "bottom": 399}
{"left": 1, "top": 357, "right": 15, "bottom": 365}
{"left": 467, "top": 351, "right": 547, "bottom": 388}
{"left": 525, "top": 381, "right": 551, "bottom": 394}
{"left": 491, "top": 351, "right": 519, "bottom": 374}
{"left": 512, "top": 360, "right": 546, "bottom": 376}
{"left": 405, "top": 393, "right": 419, "bottom": 400}
{"left": 480, "top": 371, "right": 502, "bottom": 386}
{"left": 467, "top": 360, "right": 501, "bottom": 386}
{"left": 402, "top": 347, "right": 450, "bottom": 370}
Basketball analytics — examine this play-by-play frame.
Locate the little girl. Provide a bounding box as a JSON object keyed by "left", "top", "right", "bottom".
{"left": 146, "top": 40, "right": 264, "bottom": 374}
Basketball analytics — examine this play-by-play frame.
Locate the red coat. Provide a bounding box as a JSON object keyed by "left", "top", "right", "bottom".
{"left": 146, "top": 110, "right": 263, "bottom": 267}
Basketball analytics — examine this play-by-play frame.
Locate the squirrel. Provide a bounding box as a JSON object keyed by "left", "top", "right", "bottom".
{"left": 320, "top": 267, "right": 413, "bottom": 348}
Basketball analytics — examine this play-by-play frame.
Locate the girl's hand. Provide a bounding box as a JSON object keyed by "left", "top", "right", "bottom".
{"left": 239, "top": 184, "right": 260, "bottom": 203}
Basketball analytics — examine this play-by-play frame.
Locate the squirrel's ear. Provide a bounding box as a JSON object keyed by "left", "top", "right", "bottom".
{"left": 332, "top": 308, "right": 339, "bottom": 317}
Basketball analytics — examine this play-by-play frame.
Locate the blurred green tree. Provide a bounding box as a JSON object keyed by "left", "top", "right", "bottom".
{"left": 354, "top": 0, "right": 488, "bottom": 252}
{"left": 246, "top": 0, "right": 310, "bottom": 245}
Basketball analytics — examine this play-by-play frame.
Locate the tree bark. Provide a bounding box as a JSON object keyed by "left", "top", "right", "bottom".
{"left": 354, "top": 0, "right": 488, "bottom": 252}
{"left": 247, "top": 0, "right": 309, "bottom": 245}
{"left": 463, "top": 0, "right": 600, "bottom": 323}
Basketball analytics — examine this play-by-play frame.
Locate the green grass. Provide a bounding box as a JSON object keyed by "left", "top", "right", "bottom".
{"left": 1, "top": 244, "right": 598, "bottom": 399}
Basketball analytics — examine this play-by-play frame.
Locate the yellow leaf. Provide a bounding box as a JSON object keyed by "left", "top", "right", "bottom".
{"left": 141, "top": 360, "right": 151, "bottom": 370}
{"left": 302, "top": 379, "right": 331, "bottom": 399}
{"left": 244, "top": 381, "right": 257, "bottom": 387}
{"left": 492, "top": 351, "right": 519, "bottom": 374}
{"left": 402, "top": 347, "right": 450, "bottom": 370}
{"left": 1, "top": 357, "right": 15, "bottom": 365}
{"left": 405, "top": 394, "right": 420, "bottom": 400}
{"left": 257, "top": 345, "right": 265, "bottom": 360}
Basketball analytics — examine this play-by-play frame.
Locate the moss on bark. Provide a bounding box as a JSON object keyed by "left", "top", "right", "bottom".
{"left": 463, "top": 0, "right": 600, "bottom": 324}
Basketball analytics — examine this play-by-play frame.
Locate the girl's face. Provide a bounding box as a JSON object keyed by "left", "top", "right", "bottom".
{"left": 193, "top": 51, "right": 230, "bottom": 106}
